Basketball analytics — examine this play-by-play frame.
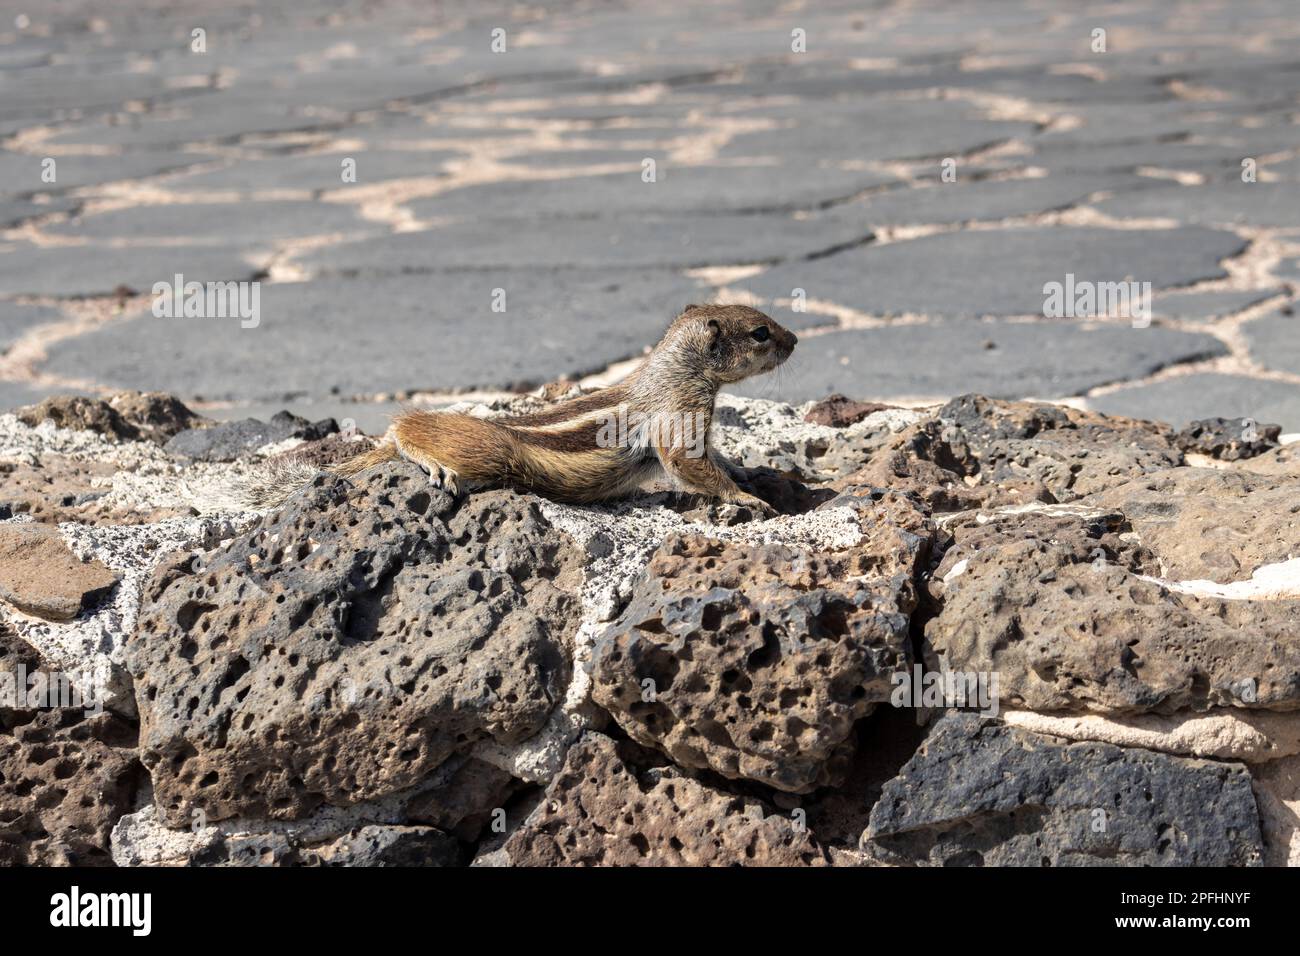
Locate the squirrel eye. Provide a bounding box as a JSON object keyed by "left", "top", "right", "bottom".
{"left": 750, "top": 326, "right": 771, "bottom": 342}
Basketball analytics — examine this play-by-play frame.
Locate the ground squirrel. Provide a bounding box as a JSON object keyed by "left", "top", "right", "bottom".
{"left": 250, "top": 304, "right": 797, "bottom": 515}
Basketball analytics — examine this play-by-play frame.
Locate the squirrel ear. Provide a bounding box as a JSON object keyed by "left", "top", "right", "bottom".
{"left": 683, "top": 303, "right": 704, "bottom": 314}
{"left": 706, "top": 317, "right": 721, "bottom": 349}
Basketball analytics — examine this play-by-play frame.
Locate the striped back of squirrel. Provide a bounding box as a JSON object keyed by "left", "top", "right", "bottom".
{"left": 389, "top": 383, "right": 665, "bottom": 503}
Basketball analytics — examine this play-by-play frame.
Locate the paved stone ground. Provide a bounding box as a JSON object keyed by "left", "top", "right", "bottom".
{"left": 2, "top": 0, "right": 1299, "bottom": 433}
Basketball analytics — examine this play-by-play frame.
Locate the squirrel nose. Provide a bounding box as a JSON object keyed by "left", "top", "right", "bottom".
{"left": 788, "top": 332, "right": 799, "bottom": 347}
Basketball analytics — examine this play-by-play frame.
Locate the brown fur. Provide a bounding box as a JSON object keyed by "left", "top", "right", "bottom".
{"left": 252, "top": 304, "right": 797, "bottom": 512}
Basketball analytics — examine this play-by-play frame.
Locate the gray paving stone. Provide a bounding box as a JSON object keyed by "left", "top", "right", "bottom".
{"left": 39, "top": 270, "right": 705, "bottom": 402}
{"left": 738, "top": 226, "right": 1246, "bottom": 321}
{"left": 304, "top": 214, "right": 873, "bottom": 273}
{"left": 0, "top": 68, "right": 168, "bottom": 117}
{"left": 817, "top": 172, "right": 1150, "bottom": 228}
{"left": 1032, "top": 141, "right": 1251, "bottom": 177}
{"left": 728, "top": 322, "right": 1227, "bottom": 404}
{"left": 537, "top": 126, "right": 683, "bottom": 145}
{"left": 1094, "top": 183, "right": 1300, "bottom": 228}
{"left": 46, "top": 200, "right": 374, "bottom": 243}
{"left": 1242, "top": 309, "right": 1300, "bottom": 377}
{"left": 1263, "top": 156, "right": 1300, "bottom": 180}
{"left": 0, "top": 243, "right": 258, "bottom": 298}
{"left": 1152, "top": 288, "right": 1283, "bottom": 321}
{"left": 720, "top": 106, "right": 1037, "bottom": 164}
{"left": 1032, "top": 102, "right": 1250, "bottom": 147}
{"left": 406, "top": 164, "right": 898, "bottom": 219}
{"left": 0, "top": 196, "right": 76, "bottom": 227}
{"left": 0, "top": 303, "right": 61, "bottom": 352}
{"left": 0, "top": 149, "right": 218, "bottom": 195}
{"left": 496, "top": 149, "right": 645, "bottom": 170}
{"left": 1275, "top": 257, "right": 1300, "bottom": 282}
{"left": 41, "top": 105, "right": 334, "bottom": 150}
{"left": 161, "top": 150, "right": 463, "bottom": 193}
{"left": 1089, "top": 374, "right": 1300, "bottom": 433}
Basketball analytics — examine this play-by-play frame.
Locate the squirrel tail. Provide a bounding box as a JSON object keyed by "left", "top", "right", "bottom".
{"left": 241, "top": 443, "right": 399, "bottom": 509}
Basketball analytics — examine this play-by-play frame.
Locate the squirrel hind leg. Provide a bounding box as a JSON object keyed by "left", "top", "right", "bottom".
{"left": 395, "top": 443, "right": 461, "bottom": 496}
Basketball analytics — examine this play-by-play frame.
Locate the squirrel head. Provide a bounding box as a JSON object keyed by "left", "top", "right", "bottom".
{"left": 666, "top": 304, "right": 798, "bottom": 385}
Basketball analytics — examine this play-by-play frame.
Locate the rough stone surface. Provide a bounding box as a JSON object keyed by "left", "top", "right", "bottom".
{"left": 110, "top": 752, "right": 507, "bottom": 866}
{"left": 497, "top": 732, "right": 831, "bottom": 866}
{"left": 129, "top": 464, "right": 581, "bottom": 825}
{"left": 165, "top": 411, "right": 337, "bottom": 461}
{"left": 16, "top": 392, "right": 208, "bottom": 446}
{"left": 0, "top": 523, "right": 119, "bottom": 621}
{"left": 1251, "top": 755, "right": 1300, "bottom": 866}
{"left": 591, "top": 494, "right": 927, "bottom": 793}
{"left": 0, "top": 625, "right": 142, "bottom": 866}
{"left": 0, "top": 455, "right": 129, "bottom": 525}
{"left": 833, "top": 394, "right": 1185, "bottom": 511}
{"left": 925, "top": 502, "right": 1300, "bottom": 714}
{"left": 803, "top": 394, "right": 897, "bottom": 428}
{"left": 1175, "top": 417, "right": 1282, "bottom": 461}
{"left": 0, "top": 382, "right": 1292, "bottom": 867}
{"left": 863, "top": 713, "right": 1265, "bottom": 867}
{"left": 1087, "top": 468, "right": 1300, "bottom": 583}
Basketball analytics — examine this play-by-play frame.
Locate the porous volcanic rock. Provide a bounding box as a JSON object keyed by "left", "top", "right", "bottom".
{"left": 152, "top": 822, "right": 460, "bottom": 867}
{"left": 310, "top": 825, "right": 463, "bottom": 866}
{"left": 16, "top": 391, "right": 208, "bottom": 445}
{"left": 111, "top": 752, "right": 513, "bottom": 865}
{"left": 265, "top": 432, "right": 377, "bottom": 472}
{"left": 863, "top": 713, "right": 1264, "bottom": 867}
{"left": 128, "top": 463, "right": 581, "bottom": 825}
{"left": 1175, "top": 417, "right": 1282, "bottom": 461}
{"left": 712, "top": 394, "right": 923, "bottom": 483}
{"left": 0, "top": 625, "right": 142, "bottom": 865}
{"left": 1084, "top": 467, "right": 1300, "bottom": 583}
{"left": 804, "top": 394, "right": 898, "bottom": 428}
{"left": 590, "top": 492, "right": 929, "bottom": 792}
{"left": 0, "top": 522, "right": 119, "bottom": 620}
{"left": 496, "top": 732, "right": 831, "bottom": 866}
{"left": 164, "top": 410, "right": 337, "bottom": 462}
{"left": 834, "top": 394, "right": 1184, "bottom": 511}
{"left": 925, "top": 505, "right": 1300, "bottom": 714}
{"left": 0, "top": 455, "right": 121, "bottom": 524}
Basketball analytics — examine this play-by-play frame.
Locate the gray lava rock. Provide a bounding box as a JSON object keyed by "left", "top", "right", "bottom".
{"left": 0, "top": 626, "right": 142, "bottom": 865}
{"left": 498, "top": 732, "right": 831, "bottom": 866}
{"left": 590, "top": 494, "right": 929, "bottom": 792}
{"left": 1174, "top": 417, "right": 1281, "bottom": 461}
{"left": 834, "top": 394, "right": 1184, "bottom": 511}
{"left": 925, "top": 505, "right": 1300, "bottom": 714}
{"left": 165, "top": 410, "right": 337, "bottom": 461}
{"left": 128, "top": 464, "right": 581, "bottom": 825}
{"left": 15, "top": 391, "right": 209, "bottom": 445}
{"left": 864, "top": 713, "right": 1264, "bottom": 867}
{"left": 1085, "top": 467, "right": 1300, "bottom": 583}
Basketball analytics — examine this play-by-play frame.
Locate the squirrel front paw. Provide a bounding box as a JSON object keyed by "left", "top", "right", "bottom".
{"left": 729, "top": 492, "right": 777, "bottom": 519}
